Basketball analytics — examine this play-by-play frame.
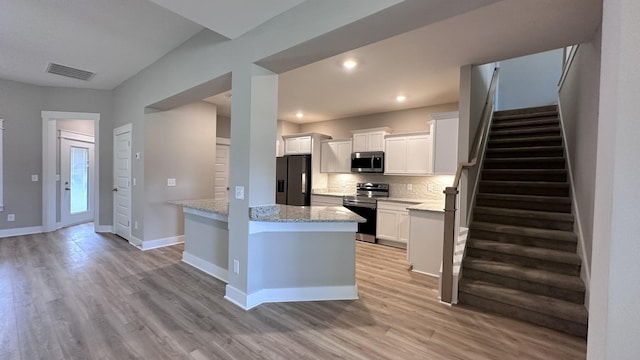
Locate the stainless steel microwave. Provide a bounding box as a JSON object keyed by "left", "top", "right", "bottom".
{"left": 351, "top": 151, "right": 384, "bottom": 173}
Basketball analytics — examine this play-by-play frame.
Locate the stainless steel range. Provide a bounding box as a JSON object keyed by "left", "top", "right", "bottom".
{"left": 342, "top": 183, "right": 389, "bottom": 243}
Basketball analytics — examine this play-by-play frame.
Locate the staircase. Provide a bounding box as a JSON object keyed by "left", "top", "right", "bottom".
{"left": 458, "top": 105, "right": 588, "bottom": 338}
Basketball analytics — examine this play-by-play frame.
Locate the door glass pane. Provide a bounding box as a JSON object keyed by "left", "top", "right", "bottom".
{"left": 70, "top": 146, "right": 89, "bottom": 214}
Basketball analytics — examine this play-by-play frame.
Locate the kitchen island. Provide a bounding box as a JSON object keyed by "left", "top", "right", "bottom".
{"left": 171, "top": 199, "right": 365, "bottom": 309}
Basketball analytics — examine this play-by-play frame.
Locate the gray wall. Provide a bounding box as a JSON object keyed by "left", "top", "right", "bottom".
{"left": 496, "top": 49, "right": 563, "bottom": 110}
{"left": 299, "top": 103, "right": 458, "bottom": 139}
{"left": 558, "top": 33, "right": 602, "bottom": 273}
{"left": 0, "top": 80, "right": 43, "bottom": 229}
{"left": 216, "top": 115, "right": 231, "bottom": 139}
{"left": 143, "top": 101, "right": 217, "bottom": 241}
{"left": 0, "top": 80, "right": 112, "bottom": 230}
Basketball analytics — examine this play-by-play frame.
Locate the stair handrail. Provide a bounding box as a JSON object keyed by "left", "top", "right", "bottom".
{"left": 441, "top": 67, "right": 499, "bottom": 304}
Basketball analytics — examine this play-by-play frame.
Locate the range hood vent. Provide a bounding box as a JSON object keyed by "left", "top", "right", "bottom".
{"left": 46, "top": 63, "right": 95, "bottom": 81}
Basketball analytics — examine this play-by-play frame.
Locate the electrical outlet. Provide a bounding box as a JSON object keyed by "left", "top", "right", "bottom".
{"left": 233, "top": 260, "right": 240, "bottom": 274}
{"left": 167, "top": 178, "right": 176, "bottom": 187}
{"left": 31, "top": 174, "right": 39, "bottom": 182}
{"left": 134, "top": 221, "right": 138, "bottom": 230}
{"left": 407, "top": 184, "right": 413, "bottom": 191}
{"left": 235, "top": 186, "right": 244, "bottom": 200}
{"left": 427, "top": 183, "right": 434, "bottom": 192}
{"left": 7, "top": 214, "right": 15, "bottom": 222}
{"left": 133, "top": 178, "right": 137, "bottom": 186}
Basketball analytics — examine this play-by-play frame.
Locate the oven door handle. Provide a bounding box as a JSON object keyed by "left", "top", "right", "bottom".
{"left": 343, "top": 201, "right": 377, "bottom": 209}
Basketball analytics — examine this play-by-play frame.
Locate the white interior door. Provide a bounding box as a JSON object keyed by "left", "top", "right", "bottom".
{"left": 113, "top": 125, "right": 132, "bottom": 240}
{"left": 215, "top": 142, "right": 230, "bottom": 202}
{"left": 60, "top": 134, "right": 94, "bottom": 227}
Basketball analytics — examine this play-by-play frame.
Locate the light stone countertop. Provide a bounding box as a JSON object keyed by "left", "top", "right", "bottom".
{"left": 406, "top": 200, "right": 446, "bottom": 213}
{"left": 170, "top": 198, "right": 228, "bottom": 216}
{"left": 251, "top": 205, "right": 366, "bottom": 223}
{"left": 171, "top": 199, "right": 365, "bottom": 223}
{"left": 378, "top": 197, "right": 432, "bottom": 204}
{"left": 311, "top": 191, "right": 353, "bottom": 197}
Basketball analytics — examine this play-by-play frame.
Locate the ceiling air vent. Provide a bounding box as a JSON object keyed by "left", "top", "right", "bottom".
{"left": 46, "top": 63, "right": 95, "bottom": 81}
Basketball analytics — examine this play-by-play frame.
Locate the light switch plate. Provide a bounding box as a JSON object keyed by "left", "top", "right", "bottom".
{"left": 407, "top": 184, "right": 413, "bottom": 191}
{"left": 167, "top": 178, "right": 176, "bottom": 187}
{"left": 427, "top": 183, "right": 434, "bottom": 192}
{"left": 31, "top": 174, "right": 39, "bottom": 182}
{"left": 235, "top": 186, "right": 244, "bottom": 200}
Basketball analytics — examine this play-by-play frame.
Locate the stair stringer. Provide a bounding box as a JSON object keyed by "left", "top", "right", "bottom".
{"left": 556, "top": 98, "right": 591, "bottom": 309}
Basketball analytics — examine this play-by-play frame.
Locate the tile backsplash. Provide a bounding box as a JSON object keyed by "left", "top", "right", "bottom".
{"left": 324, "top": 173, "right": 454, "bottom": 201}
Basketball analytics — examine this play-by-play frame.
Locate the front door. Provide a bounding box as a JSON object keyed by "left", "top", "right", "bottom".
{"left": 60, "top": 133, "right": 94, "bottom": 227}
{"left": 113, "top": 125, "right": 132, "bottom": 240}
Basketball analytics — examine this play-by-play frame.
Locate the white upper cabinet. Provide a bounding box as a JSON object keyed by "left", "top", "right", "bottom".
{"left": 320, "top": 139, "right": 352, "bottom": 173}
{"left": 351, "top": 127, "right": 393, "bottom": 152}
{"left": 284, "top": 135, "right": 312, "bottom": 155}
{"left": 384, "top": 132, "right": 431, "bottom": 175}
{"left": 430, "top": 112, "right": 459, "bottom": 175}
{"left": 383, "top": 112, "right": 458, "bottom": 176}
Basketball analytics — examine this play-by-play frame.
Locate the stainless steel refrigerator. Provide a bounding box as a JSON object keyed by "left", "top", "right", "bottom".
{"left": 276, "top": 155, "right": 311, "bottom": 206}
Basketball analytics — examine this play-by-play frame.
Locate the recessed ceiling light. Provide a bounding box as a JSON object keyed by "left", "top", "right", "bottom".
{"left": 396, "top": 95, "right": 407, "bottom": 102}
{"left": 343, "top": 60, "right": 357, "bottom": 70}
{"left": 296, "top": 112, "right": 304, "bottom": 119}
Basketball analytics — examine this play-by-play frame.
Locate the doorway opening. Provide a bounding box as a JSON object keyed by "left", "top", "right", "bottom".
{"left": 42, "top": 111, "right": 100, "bottom": 233}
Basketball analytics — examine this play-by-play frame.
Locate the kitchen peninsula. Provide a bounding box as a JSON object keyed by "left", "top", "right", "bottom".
{"left": 171, "top": 199, "right": 365, "bottom": 309}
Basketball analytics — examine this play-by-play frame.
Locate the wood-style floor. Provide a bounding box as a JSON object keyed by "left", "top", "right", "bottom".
{"left": 0, "top": 223, "right": 586, "bottom": 359}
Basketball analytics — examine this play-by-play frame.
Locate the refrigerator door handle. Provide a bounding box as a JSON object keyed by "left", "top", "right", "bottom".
{"left": 277, "top": 179, "right": 285, "bottom": 193}
{"left": 301, "top": 172, "right": 306, "bottom": 194}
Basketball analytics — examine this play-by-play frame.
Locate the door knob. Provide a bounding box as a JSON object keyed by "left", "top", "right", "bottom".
{"left": 65, "top": 187, "right": 71, "bottom": 191}
{"left": 112, "top": 188, "right": 118, "bottom": 192}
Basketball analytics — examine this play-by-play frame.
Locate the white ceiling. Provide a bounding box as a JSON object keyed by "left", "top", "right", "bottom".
{"left": 0, "top": 0, "right": 203, "bottom": 89}
{"left": 1, "top": 0, "right": 602, "bottom": 121}
{"left": 145, "top": 0, "right": 306, "bottom": 39}
{"left": 268, "top": 0, "right": 602, "bottom": 123}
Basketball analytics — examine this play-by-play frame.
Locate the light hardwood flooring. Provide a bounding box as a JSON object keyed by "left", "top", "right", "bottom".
{"left": 0, "top": 223, "right": 586, "bottom": 359}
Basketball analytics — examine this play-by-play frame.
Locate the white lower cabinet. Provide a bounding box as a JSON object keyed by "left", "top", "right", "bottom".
{"left": 311, "top": 194, "right": 343, "bottom": 207}
{"left": 376, "top": 201, "right": 412, "bottom": 248}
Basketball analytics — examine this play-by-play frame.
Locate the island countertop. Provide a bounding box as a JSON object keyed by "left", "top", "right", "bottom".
{"left": 250, "top": 205, "right": 366, "bottom": 223}
{"left": 170, "top": 199, "right": 228, "bottom": 219}
{"left": 171, "top": 200, "right": 364, "bottom": 223}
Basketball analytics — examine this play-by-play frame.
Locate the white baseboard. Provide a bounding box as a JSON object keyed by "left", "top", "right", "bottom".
{"left": 411, "top": 269, "right": 439, "bottom": 278}
{"left": 0, "top": 226, "right": 43, "bottom": 238}
{"left": 140, "top": 235, "right": 184, "bottom": 251}
{"left": 128, "top": 235, "right": 143, "bottom": 247}
{"left": 224, "top": 285, "right": 252, "bottom": 310}
{"left": 95, "top": 225, "right": 114, "bottom": 233}
{"left": 182, "top": 252, "right": 228, "bottom": 283}
{"left": 224, "top": 284, "right": 359, "bottom": 310}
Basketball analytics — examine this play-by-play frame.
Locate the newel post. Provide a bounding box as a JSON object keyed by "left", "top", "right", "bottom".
{"left": 441, "top": 186, "right": 458, "bottom": 304}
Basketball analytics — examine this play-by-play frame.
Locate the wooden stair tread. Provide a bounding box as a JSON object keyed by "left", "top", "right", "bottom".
{"left": 479, "top": 180, "right": 569, "bottom": 187}
{"left": 470, "top": 221, "right": 577, "bottom": 242}
{"left": 483, "top": 168, "right": 567, "bottom": 174}
{"left": 475, "top": 193, "right": 571, "bottom": 204}
{"left": 493, "top": 105, "right": 558, "bottom": 116}
{"left": 486, "top": 145, "right": 564, "bottom": 154}
{"left": 467, "top": 239, "right": 581, "bottom": 265}
{"left": 458, "top": 279, "right": 588, "bottom": 324}
{"left": 462, "top": 258, "right": 585, "bottom": 292}
{"left": 490, "top": 126, "right": 560, "bottom": 136}
{"left": 474, "top": 206, "right": 574, "bottom": 222}
{"left": 492, "top": 118, "right": 560, "bottom": 129}
{"left": 488, "top": 135, "right": 562, "bottom": 144}
{"left": 484, "top": 156, "right": 566, "bottom": 163}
